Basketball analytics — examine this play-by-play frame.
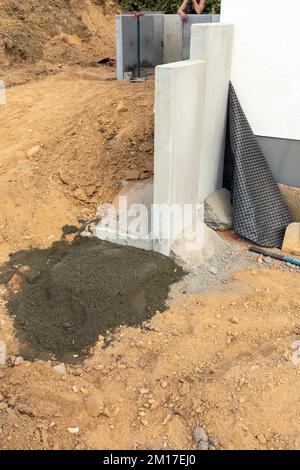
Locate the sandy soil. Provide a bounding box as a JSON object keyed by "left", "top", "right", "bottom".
{"left": 0, "top": 67, "right": 154, "bottom": 262}
{"left": 1, "top": 268, "right": 300, "bottom": 450}
{"left": 1, "top": 0, "right": 300, "bottom": 452}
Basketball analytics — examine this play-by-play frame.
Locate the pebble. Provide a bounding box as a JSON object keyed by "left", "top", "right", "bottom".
{"left": 161, "top": 381, "right": 168, "bottom": 389}
{"left": 53, "top": 363, "right": 66, "bottom": 375}
{"left": 256, "top": 433, "right": 267, "bottom": 445}
{"left": 102, "top": 405, "right": 120, "bottom": 418}
{"left": 0, "top": 340, "right": 6, "bottom": 365}
{"left": 139, "top": 388, "right": 149, "bottom": 395}
{"left": 14, "top": 356, "right": 24, "bottom": 366}
{"left": 230, "top": 316, "right": 239, "bottom": 324}
{"left": 116, "top": 101, "right": 128, "bottom": 113}
{"left": 193, "top": 426, "right": 209, "bottom": 450}
{"left": 68, "top": 427, "right": 79, "bottom": 434}
{"left": 27, "top": 145, "right": 40, "bottom": 158}
{"left": 209, "top": 266, "right": 218, "bottom": 275}
{"left": 257, "top": 255, "right": 264, "bottom": 265}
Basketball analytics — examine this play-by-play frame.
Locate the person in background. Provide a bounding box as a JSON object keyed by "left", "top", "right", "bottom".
{"left": 178, "top": 0, "right": 205, "bottom": 21}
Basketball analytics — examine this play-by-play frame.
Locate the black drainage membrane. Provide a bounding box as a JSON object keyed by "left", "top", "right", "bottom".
{"left": 224, "top": 83, "right": 292, "bottom": 248}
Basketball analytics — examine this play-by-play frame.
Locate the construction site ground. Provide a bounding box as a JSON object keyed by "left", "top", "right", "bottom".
{"left": 1, "top": 0, "right": 300, "bottom": 451}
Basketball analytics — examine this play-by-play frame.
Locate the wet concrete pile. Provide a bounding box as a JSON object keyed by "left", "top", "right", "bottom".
{"left": 0, "top": 237, "right": 184, "bottom": 360}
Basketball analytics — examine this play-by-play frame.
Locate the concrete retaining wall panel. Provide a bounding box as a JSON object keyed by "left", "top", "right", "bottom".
{"left": 154, "top": 60, "right": 206, "bottom": 254}
{"left": 190, "top": 23, "right": 234, "bottom": 201}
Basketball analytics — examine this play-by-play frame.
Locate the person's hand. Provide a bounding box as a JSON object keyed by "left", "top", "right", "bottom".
{"left": 178, "top": 11, "right": 188, "bottom": 21}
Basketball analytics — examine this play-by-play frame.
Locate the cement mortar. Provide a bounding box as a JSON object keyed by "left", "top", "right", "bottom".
{"left": 0, "top": 237, "right": 184, "bottom": 361}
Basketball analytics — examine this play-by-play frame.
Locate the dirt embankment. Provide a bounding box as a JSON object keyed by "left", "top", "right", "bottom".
{"left": 0, "top": 0, "right": 117, "bottom": 86}
{"left": 0, "top": 69, "right": 155, "bottom": 259}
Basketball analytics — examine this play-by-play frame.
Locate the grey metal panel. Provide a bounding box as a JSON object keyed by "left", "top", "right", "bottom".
{"left": 256, "top": 136, "right": 300, "bottom": 188}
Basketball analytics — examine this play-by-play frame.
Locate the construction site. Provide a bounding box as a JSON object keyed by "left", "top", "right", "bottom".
{"left": 0, "top": 0, "right": 300, "bottom": 452}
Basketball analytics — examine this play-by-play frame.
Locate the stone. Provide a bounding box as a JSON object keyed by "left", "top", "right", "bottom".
{"left": 256, "top": 433, "right": 267, "bottom": 445}
{"left": 125, "top": 170, "right": 140, "bottom": 181}
{"left": 230, "top": 316, "right": 239, "bottom": 324}
{"left": 85, "top": 185, "right": 97, "bottom": 197}
{"left": 102, "top": 405, "right": 120, "bottom": 418}
{"left": 73, "top": 188, "right": 88, "bottom": 202}
{"left": 0, "top": 340, "right": 6, "bottom": 365}
{"left": 139, "top": 388, "right": 149, "bottom": 395}
{"left": 171, "top": 224, "right": 230, "bottom": 268}
{"left": 209, "top": 266, "right": 218, "bottom": 275}
{"left": 27, "top": 145, "right": 40, "bottom": 158}
{"left": 204, "top": 188, "right": 233, "bottom": 230}
{"left": 282, "top": 223, "right": 300, "bottom": 255}
{"left": 53, "top": 363, "right": 66, "bottom": 375}
{"left": 8, "top": 274, "right": 23, "bottom": 293}
{"left": 193, "top": 426, "right": 209, "bottom": 450}
{"left": 14, "top": 356, "right": 24, "bottom": 366}
{"left": 116, "top": 101, "right": 128, "bottom": 113}
{"left": 68, "top": 427, "right": 79, "bottom": 434}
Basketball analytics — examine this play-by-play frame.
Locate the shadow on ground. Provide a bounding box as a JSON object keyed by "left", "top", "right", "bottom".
{"left": 0, "top": 236, "right": 184, "bottom": 361}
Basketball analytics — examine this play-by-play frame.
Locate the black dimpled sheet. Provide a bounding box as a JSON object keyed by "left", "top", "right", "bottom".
{"left": 223, "top": 83, "right": 292, "bottom": 248}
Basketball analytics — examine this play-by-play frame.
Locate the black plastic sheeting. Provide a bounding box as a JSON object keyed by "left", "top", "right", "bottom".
{"left": 223, "top": 83, "right": 292, "bottom": 248}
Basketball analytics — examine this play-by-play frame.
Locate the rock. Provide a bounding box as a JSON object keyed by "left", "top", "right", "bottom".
{"left": 171, "top": 224, "right": 230, "bottom": 268}
{"left": 68, "top": 427, "right": 79, "bottom": 434}
{"left": 161, "top": 380, "right": 168, "bottom": 389}
{"left": 139, "top": 388, "right": 149, "bottom": 395}
{"left": 86, "top": 395, "right": 104, "bottom": 417}
{"left": 209, "top": 266, "right": 218, "bottom": 275}
{"left": 8, "top": 274, "right": 23, "bottom": 293}
{"left": 204, "top": 188, "right": 232, "bottom": 230}
{"left": 257, "top": 255, "right": 264, "bottom": 265}
{"left": 53, "top": 363, "right": 66, "bottom": 375}
{"left": 102, "top": 405, "right": 120, "bottom": 418}
{"left": 230, "top": 316, "right": 239, "bottom": 324}
{"left": 85, "top": 185, "right": 97, "bottom": 197}
{"left": 0, "top": 340, "right": 6, "bottom": 365}
{"left": 125, "top": 170, "right": 140, "bottom": 181}
{"left": 73, "top": 188, "right": 88, "bottom": 202}
{"left": 14, "top": 356, "right": 24, "bottom": 366}
{"left": 27, "top": 145, "right": 40, "bottom": 158}
{"left": 282, "top": 223, "right": 300, "bottom": 255}
{"left": 116, "top": 101, "right": 128, "bottom": 113}
{"left": 263, "top": 256, "right": 272, "bottom": 264}
{"left": 193, "top": 426, "right": 209, "bottom": 450}
{"left": 256, "top": 433, "right": 267, "bottom": 445}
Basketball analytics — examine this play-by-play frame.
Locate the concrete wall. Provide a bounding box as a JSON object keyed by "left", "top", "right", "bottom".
{"left": 221, "top": 0, "right": 300, "bottom": 187}
{"left": 116, "top": 14, "right": 220, "bottom": 80}
{"left": 190, "top": 23, "right": 234, "bottom": 200}
{"left": 153, "top": 60, "right": 206, "bottom": 255}
{"left": 154, "top": 23, "right": 233, "bottom": 255}
{"left": 221, "top": 0, "right": 300, "bottom": 141}
{"left": 116, "top": 14, "right": 164, "bottom": 80}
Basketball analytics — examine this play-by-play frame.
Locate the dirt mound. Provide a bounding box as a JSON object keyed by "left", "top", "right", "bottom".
{"left": 0, "top": 0, "right": 117, "bottom": 84}
{"left": 0, "top": 236, "right": 184, "bottom": 360}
